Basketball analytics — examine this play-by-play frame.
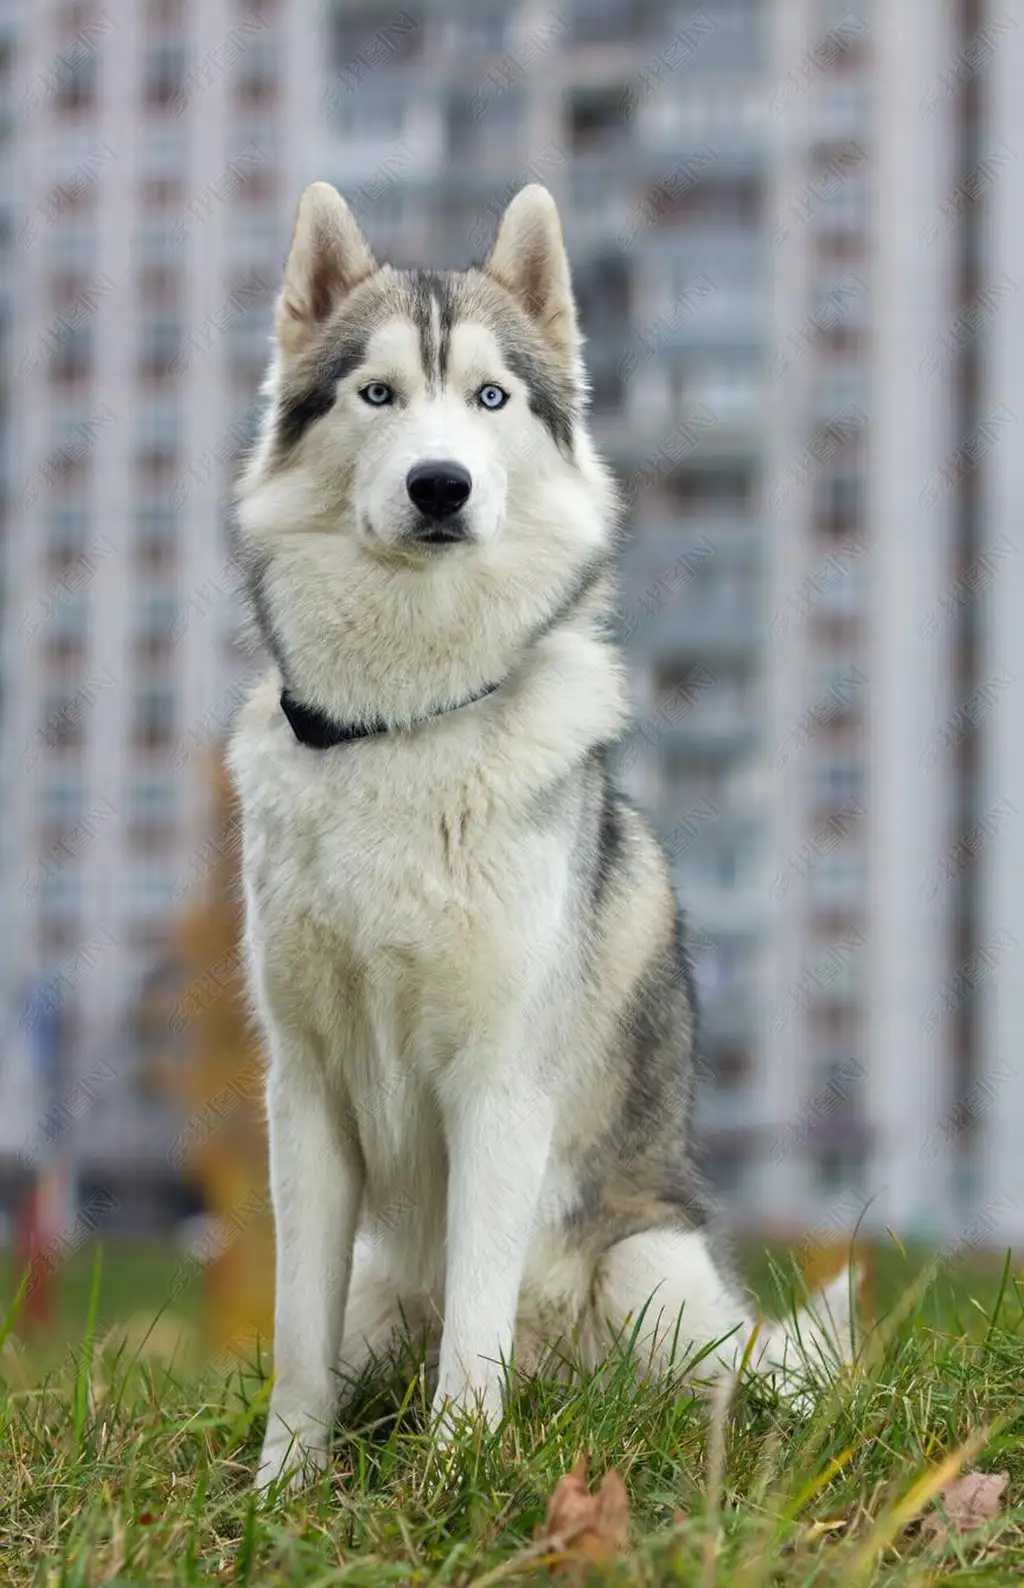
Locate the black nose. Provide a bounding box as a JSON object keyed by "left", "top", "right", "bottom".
{"left": 406, "top": 461, "right": 472, "bottom": 520}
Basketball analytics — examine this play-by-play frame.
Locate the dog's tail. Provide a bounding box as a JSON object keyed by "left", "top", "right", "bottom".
{"left": 745, "top": 1265, "right": 860, "bottom": 1402}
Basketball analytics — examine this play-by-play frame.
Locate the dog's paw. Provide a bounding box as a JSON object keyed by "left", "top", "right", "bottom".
{"left": 254, "top": 1421, "right": 330, "bottom": 1499}
{"left": 430, "top": 1374, "right": 503, "bottom": 1439}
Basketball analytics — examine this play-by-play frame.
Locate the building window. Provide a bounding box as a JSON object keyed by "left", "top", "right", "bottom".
{"left": 330, "top": 5, "right": 422, "bottom": 73}
{"left": 816, "top": 472, "right": 862, "bottom": 536}
{"left": 129, "top": 864, "right": 176, "bottom": 921}
{"left": 136, "top": 503, "right": 177, "bottom": 570}
{"left": 813, "top": 364, "right": 869, "bottom": 423}
{"left": 648, "top": 176, "right": 762, "bottom": 230}
{"left": 137, "top": 400, "right": 180, "bottom": 468}
{"left": 812, "top": 271, "right": 869, "bottom": 335}
{"left": 331, "top": 89, "right": 405, "bottom": 139}
{"left": 49, "top": 324, "right": 93, "bottom": 382}
{"left": 809, "top": 845, "right": 866, "bottom": 906}
{"left": 127, "top": 777, "right": 177, "bottom": 851}
{"left": 128, "top": 776, "right": 177, "bottom": 822}
{"left": 685, "top": 358, "right": 762, "bottom": 422}
{"left": 44, "top": 594, "right": 89, "bottom": 666}
{"left": 53, "top": 50, "right": 97, "bottom": 114}
{"left": 135, "top": 220, "right": 180, "bottom": 270}
{"left": 226, "top": 213, "right": 285, "bottom": 275}
{"left": 445, "top": 89, "right": 522, "bottom": 164}
{"left": 568, "top": 87, "right": 631, "bottom": 154}
{"left": 678, "top": 833, "right": 754, "bottom": 893}
{"left": 39, "top": 869, "right": 82, "bottom": 923}
{"left": 137, "top": 265, "right": 181, "bottom": 306}
{"left": 812, "top": 1144, "right": 863, "bottom": 1194}
{"left": 811, "top": 659, "right": 866, "bottom": 724}
{"left": 133, "top": 686, "right": 176, "bottom": 751}
{"left": 812, "top": 755, "right": 864, "bottom": 806}
{"left": 810, "top": 1051, "right": 864, "bottom": 1109}
{"left": 813, "top": 167, "right": 868, "bottom": 239}
{"left": 235, "top": 34, "right": 279, "bottom": 105}
{"left": 571, "top": 0, "right": 667, "bottom": 46}
{"left": 711, "top": 1045, "right": 751, "bottom": 1090}
{"left": 46, "top": 502, "right": 91, "bottom": 555}
{"left": 575, "top": 254, "right": 631, "bottom": 329}
{"left": 138, "top": 314, "right": 182, "bottom": 377}
{"left": 691, "top": 937, "right": 753, "bottom": 1000}
{"left": 147, "top": 0, "right": 185, "bottom": 22}
{"left": 436, "top": 7, "right": 507, "bottom": 54}
{"left": 42, "top": 691, "right": 86, "bottom": 750}
{"left": 46, "top": 218, "right": 98, "bottom": 273}
{"left": 665, "top": 465, "right": 754, "bottom": 514}
{"left": 226, "top": 304, "right": 273, "bottom": 379}
{"left": 139, "top": 125, "right": 187, "bottom": 204}
{"left": 816, "top": 557, "right": 866, "bottom": 620}
{"left": 41, "top": 778, "right": 86, "bottom": 825}
{"left": 708, "top": 1147, "right": 750, "bottom": 1198}
{"left": 135, "top": 590, "right": 178, "bottom": 662}
{"left": 143, "top": 41, "right": 187, "bottom": 108}
{"left": 589, "top": 358, "right": 625, "bottom": 415}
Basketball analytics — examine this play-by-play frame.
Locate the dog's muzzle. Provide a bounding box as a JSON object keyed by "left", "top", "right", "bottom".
{"left": 405, "top": 460, "right": 473, "bottom": 543}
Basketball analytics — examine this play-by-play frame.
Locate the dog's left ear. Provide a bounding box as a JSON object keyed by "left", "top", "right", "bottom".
{"left": 485, "top": 185, "right": 578, "bottom": 359}
{"left": 276, "top": 181, "right": 377, "bottom": 360}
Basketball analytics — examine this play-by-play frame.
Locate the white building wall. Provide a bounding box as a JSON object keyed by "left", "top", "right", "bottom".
{"left": 863, "top": 1, "right": 958, "bottom": 1235}
{"left": 757, "top": 0, "right": 819, "bottom": 1227}
{"left": 976, "top": 1, "right": 1024, "bottom": 1245}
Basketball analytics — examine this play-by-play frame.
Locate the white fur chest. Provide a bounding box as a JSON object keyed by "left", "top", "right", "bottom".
{"left": 229, "top": 680, "right": 572, "bottom": 1092}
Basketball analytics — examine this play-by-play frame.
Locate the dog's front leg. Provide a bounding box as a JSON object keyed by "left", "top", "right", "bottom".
{"left": 257, "top": 1056, "right": 363, "bottom": 1492}
{"left": 433, "top": 1060, "right": 553, "bottom": 1433}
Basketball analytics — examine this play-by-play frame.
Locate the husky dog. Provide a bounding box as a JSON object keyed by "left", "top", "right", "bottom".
{"left": 228, "top": 182, "right": 855, "bottom": 1491}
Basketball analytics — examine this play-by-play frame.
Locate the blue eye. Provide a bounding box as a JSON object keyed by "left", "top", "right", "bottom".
{"left": 477, "top": 383, "right": 509, "bottom": 410}
{"left": 360, "top": 382, "right": 394, "bottom": 406}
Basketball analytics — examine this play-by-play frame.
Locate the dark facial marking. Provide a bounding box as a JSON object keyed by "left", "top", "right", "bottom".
{"left": 436, "top": 280, "right": 456, "bottom": 379}
{"left": 406, "top": 270, "right": 460, "bottom": 392}
{"left": 498, "top": 333, "right": 576, "bottom": 455}
{"left": 275, "top": 330, "right": 369, "bottom": 453}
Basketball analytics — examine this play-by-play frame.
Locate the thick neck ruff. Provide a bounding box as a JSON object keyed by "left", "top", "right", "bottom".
{"left": 276, "top": 551, "right": 613, "bottom": 751}
{"left": 280, "top": 677, "right": 504, "bottom": 750}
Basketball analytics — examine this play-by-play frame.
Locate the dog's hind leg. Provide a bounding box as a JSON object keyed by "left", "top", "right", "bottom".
{"left": 335, "top": 1241, "right": 437, "bottom": 1406}
{"left": 587, "top": 1227, "right": 853, "bottom": 1400}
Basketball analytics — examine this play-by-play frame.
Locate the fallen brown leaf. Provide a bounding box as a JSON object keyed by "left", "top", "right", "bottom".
{"left": 803, "top": 1517, "right": 848, "bottom": 1542}
{"left": 536, "top": 1454, "right": 630, "bottom": 1576}
{"left": 921, "top": 1469, "right": 1009, "bottom": 1545}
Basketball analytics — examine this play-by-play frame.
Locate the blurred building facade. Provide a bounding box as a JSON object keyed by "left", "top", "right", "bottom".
{"left": 1, "top": 0, "right": 1022, "bottom": 1242}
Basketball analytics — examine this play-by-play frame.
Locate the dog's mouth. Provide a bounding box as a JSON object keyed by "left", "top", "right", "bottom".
{"left": 417, "top": 527, "right": 466, "bottom": 544}
{"left": 405, "top": 514, "right": 474, "bottom": 548}
{"left": 360, "top": 512, "right": 481, "bottom": 561}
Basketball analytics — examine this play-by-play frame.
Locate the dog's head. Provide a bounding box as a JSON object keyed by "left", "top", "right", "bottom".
{"left": 239, "top": 182, "right": 611, "bottom": 559}
{"left": 234, "top": 185, "right": 620, "bottom": 722}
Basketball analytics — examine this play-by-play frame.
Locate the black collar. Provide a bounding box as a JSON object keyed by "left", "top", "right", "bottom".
{"left": 277, "top": 551, "right": 612, "bottom": 751}
{"left": 280, "top": 677, "right": 503, "bottom": 750}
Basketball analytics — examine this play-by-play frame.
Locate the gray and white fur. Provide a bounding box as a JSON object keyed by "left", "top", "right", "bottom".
{"left": 227, "top": 181, "right": 856, "bottom": 1491}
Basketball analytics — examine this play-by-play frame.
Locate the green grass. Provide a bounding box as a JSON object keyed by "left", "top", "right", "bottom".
{"left": 1, "top": 1241, "right": 204, "bottom": 1348}
{"left": 1, "top": 1244, "right": 1023, "bottom": 1585}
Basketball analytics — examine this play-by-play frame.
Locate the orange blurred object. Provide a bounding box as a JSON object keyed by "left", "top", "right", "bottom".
{"left": 148, "top": 748, "right": 273, "bottom": 1357}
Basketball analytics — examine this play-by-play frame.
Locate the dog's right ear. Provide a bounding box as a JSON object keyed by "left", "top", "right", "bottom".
{"left": 485, "top": 185, "right": 578, "bottom": 361}
{"left": 276, "top": 182, "right": 376, "bottom": 360}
